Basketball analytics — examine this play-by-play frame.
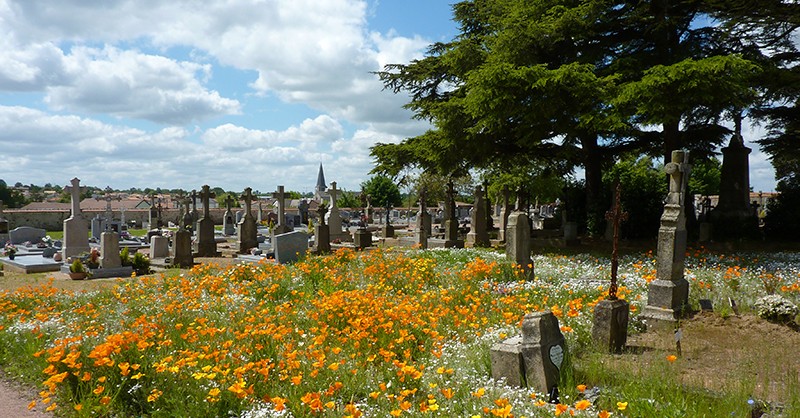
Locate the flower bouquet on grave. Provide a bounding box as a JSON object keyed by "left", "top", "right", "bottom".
{"left": 3, "top": 242, "right": 17, "bottom": 259}
{"left": 85, "top": 248, "right": 101, "bottom": 269}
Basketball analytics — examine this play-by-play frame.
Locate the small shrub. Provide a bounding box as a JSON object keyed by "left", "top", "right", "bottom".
{"left": 119, "top": 247, "right": 131, "bottom": 266}
{"left": 69, "top": 259, "right": 85, "bottom": 273}
{"left": 131, "top": 252, "right": 151, "bottom": 275}
{"left": 754, "top": 295, "right": 799, "bottom": 323}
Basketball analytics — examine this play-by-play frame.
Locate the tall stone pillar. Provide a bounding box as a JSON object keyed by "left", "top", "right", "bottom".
{"left": 62, "top": 178, "right": 90, "bottom": 259}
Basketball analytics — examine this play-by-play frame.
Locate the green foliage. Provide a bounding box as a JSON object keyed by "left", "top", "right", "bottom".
{"left": 336, "top": 190, "right": 360, "bottom": 208}
{"left": 216, "top": 192, "right": 240, "bottom": 208}
{"left": 119, "top": 247, "right": 131, "bottom": 267}
{"left": 69, "top": 259, "right": 85, "bottom": 273}
{"left": 131, "top": 252, "right": 150, "bottom": 275}
{"left": 688, "top": 157, "right": 722, "bottom": 196}
{"left": 603, "top": 155, "right": 667, "bottom": 239}
{"left": 361, "top": 175, "right": 402, "bottom": 208}
{"left": 0, "top": 181, "right": 26, "bottom": 208}
{"left": 764, "top": 176, "right": 800, "bottom": 240}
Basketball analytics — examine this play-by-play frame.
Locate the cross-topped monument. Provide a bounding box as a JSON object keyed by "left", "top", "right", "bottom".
{"left": 642, "top": 150, "right": 691, "bottom": 326}
{"left": 94, "top": 186, "right": 121, "bottom": 231}
{"left": 604, "top": 183, "right": 629, "bottom": 300}
{"left": 62, "top": 177, "right": 90, "bottom": 259}
{"left": 196, "top": 185, "right": 219, "bottom": 257}
{"left": 222, "top": 193, "right": 236, "bottom": 236}
{"left": 327, "top": 181, "right": 346, "bottom": 241}
{"left": 237, "top": 187, "right": 259, "bottom": 253}
{"left": 272, "top": 185, "right": 293, "bottom": 235}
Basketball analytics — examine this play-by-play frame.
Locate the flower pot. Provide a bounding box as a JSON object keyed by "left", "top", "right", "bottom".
{"left": 8, "top": 253, "right": 14, "bottom": 260}
{"left": 69, "top": 272, "right": 87, "bottom": 280}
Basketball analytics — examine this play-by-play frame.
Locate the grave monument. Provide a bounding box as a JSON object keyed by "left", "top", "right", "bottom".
{"left": 416, "top": 188, "right": 428, "bottom": 249}
{"left": 506, "top": 211, "right": 534, "bottom": 280}
{"left": 444, "top": 181, "right": 463, "bottom": 248}
{"left": 237, "top": 188, "right": 258, "bottom": 253}
{"left": 641, "top": 150, "right": 691, "bottom": 325}
{"left": 172, "top": 196, "right": 194, "bottom": 268}
{"left": 498, "top": 186, "right": 511, "bottom": 242}
{"left": 272, "top": 185, "right": 292, "bottom": 235}
{"left": 466, "top": 185, "right": 489, "bottom": 247}
{"left": 62, "top": 178, "right": 90, "bottom": 259}
{"left": 195, "top": 185, "right": 219, "bottom": 257}
{"left": 314, "top": 204, "right": 331, "bottom": 254}
{"left": 223, "top": 194, "right": 236, "bottom": 236}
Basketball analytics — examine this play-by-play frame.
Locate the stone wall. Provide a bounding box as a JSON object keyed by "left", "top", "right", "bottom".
{"left": 4, "top": 209, "right": 231, "bottom": 231}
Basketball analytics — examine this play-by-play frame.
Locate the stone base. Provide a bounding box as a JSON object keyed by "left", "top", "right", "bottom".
{"left": 490, "top": 336, "right": 525, "bottom": 387}
{"left": 354, "top": 229, "right": 372, "bottom": 250}
{"left": 645, "top": 278, "right": 689, "bottom": 312}
{"left": 2, "top": 255, "right": 63, "bottom": 273}
{"left": 382, "top": 224, "right": 395, "bottom": 239}
{"left": 60, "top": 264, "right": 133, "bottom": 279}
{"left": 444, "top": 239, "right": 464, "bottom": 248}
{"left": 591, "top": 299, "right": 629, "bottom": 353}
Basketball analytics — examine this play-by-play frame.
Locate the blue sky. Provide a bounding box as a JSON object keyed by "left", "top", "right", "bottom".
{"left": 0, "top": 0, "right": 776, "bottom": 194}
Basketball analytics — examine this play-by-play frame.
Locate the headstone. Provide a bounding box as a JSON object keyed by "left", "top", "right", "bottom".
{"left": 0, "top": 200, "right": 9, "bottom": 235}
{"left": 91, "top": 215, "right": 104, "bottom": 240}
{"left": 190, "top": 189, "right": 200, "bottom": 231}
{"left": 298, "top": 199, "right": 310, "bottom": 225}
{"left": 150, "top": 235, "right": 169, "bottom": 259}
{"left": 327, "top": 182, "right": 349, "bottom": 241}
{"left": 506, "top": 212, "right": 533, "bottom": 279}
{"left": 100, "top": 231, "right": 122, "bottom": 269}
{"left": 235, "top": 210, "right": 244, "bottom": 224}
{"left": 382, "top": 205, "right": 394, "bottom": 238}
{"left": 416, "top": 188, "right": 428, "bottom": 249}
{"left": 466, "top": 185, "right": 489, "bottom": 247}
{"left": 8, "top": 226, "right": 46, "bottom": 245}
{"left": 257, "top": 201, "right": 263, "bottom": 223}
{"left": 354, "top": 228, "right": 372, "bottom": 250}
{"left": 196, "top": 185, "right": 219, "bottom": 257}
{"left": 148, "top": 194, "right": 159, "bottom": 229}
{"left": 62, "top": 178, "right": 90, "bottom": 259}
{"left": 708, "top": 121, "right": 759, "bottom": 240}
{"left": 498, "top": 187, "right": 511, "bottom": 242}
{"left": 699, "top": 299, "right": 713, "bottom": 312}
{"left": 237, "top": 188, "right": 259, "bottom": 253}
{"left": 172, "top": 229, "right": 193, "bottom": 268}
{"left": 563, "top": 222, "right": 579, "bottom": 246}
{"left": 490, "top": 312, "right": 565, "bottom": 395}
{"left": 272, "top": 185, "right": 293, "bottom": 235}
{"left": 314, "top": 205, "right": 331, "bottom": 254}
{"left": 223, "top": 194, "right": 236, "bottom": 236}
{"left": 444, "top": 181, "right": 463, "bottom": 248}
{"left": 273, "top": 230, "right": 308, "bottom": 264}
{"left": 642, "top": 150, "right": 691, "bottom": 326}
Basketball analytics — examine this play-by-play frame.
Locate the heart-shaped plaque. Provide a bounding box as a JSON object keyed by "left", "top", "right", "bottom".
{"left": 549, "top": 345, "right": 564, "bottom": 370}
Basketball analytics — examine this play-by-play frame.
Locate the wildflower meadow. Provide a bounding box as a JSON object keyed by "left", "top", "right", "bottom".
{"left": 0, "top": 246, "right": 799, "bottom": 417}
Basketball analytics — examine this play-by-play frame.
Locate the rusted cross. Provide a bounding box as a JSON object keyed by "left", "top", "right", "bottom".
{"left": 605, "top": 183, "right": 628, "bottom": 300}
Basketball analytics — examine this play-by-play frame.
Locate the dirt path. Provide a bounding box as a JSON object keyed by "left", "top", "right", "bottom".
{"left": 0, "top": 372, "right": 50, "bottom": 418}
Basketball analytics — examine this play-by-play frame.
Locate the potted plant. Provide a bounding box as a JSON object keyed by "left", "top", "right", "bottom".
{"left": 85, "top": 248, "right": 101, "bottom": 269}
{"left": 69, "top": 259, "right": 87, "bottom": 280}
{"left": 3, "top": 242, "right": 17, "bottom": 260}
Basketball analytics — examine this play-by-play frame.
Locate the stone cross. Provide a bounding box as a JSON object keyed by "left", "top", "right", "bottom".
{"left": 665, "top": 151, "right": 691, "bottom": 206}
{"left": 65, "top": 177, "right": 85, "bottom": 217}
{"left": 272, "top": 185, "right": 292, "bottom": 225}
{"left": 225, "top": 194, "right": 235, "bottom": 211}
{"left": 241, "top": 187, "right": 257, "bottom": 219}
{"left": 604, "top": 183, "right": 628, "bottom": 300}
{"left": 180, "top": 195, "right": 193, "bottom": 231}
{"left": 190, "top": 189, "right": 199, "bottom": 223}
{"left": 329, "top": 182, "right": 339, "bottom": 210}
{"left": 94, "top": 187, "right": 120, "bottom": 229}
{"left": 199, "top": 185, "right": 215, "bottom": 219}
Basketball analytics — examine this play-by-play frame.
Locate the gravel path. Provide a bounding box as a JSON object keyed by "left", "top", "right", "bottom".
{"left": 0, "top": 372, "right": 51, "bottom": 418}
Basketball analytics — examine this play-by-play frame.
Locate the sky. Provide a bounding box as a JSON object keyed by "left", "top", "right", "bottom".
{"left": 0, "top": 0, "right": 778, "bottom": 195}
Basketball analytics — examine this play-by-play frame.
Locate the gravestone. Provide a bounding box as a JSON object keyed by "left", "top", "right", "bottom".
{"left": 506, "top": 212, "right": 533, "bottom": 279}
{"left": 62, "top": 178, "right": 90, "bottom": 259}
{"left": 8, "top": 226, "right": 46, "bottom": 245}
{"left": 298, "top": 199, "right": 310, "bottom": 225}
{"left": 354, "top": 228, "right": 372, "bottom": 250}
{"left": 0, "top": 200, "right": 9, "bottom": 236}
{"left": 257, "top": 201, "right": 263, "bottom": 223}
{"left": 592, "top": 183, "right": 630, "bottom": 353}
{"left": 443, "top": 181, "right": 463, "bottom": 248}
{"left": 148, "top": 194, "right": 159, "bottom": 229}
{"left": 327, "top": 182, "right": 349, "bottom": 241}
{"left": 382, "top": 205, "right": 394, "bottom": 238}
{"left": 709, "top": 123, "right": 759, "bottom": 240}
{"left": 642, "top": 150, "right": 691, "bottom": 326}
{"left": 235, "top": 210, "right": 244, "bottom": 224}
{"left": 223, "top": 194, "right": 236, "bottom": 236}
{"left": 172, "top": 228, "right": 193, "bottom": 268}
{"left": 196, "top": 185, "right": 219, "bottom": 257}
{"left": 273, "top": 230, "right": 308, "bottom": 264}
{"left": 100, "top": 231, "right": 122, "bottom": 268}
{"left": 190, "top": 189, "right": 200, "bottom": 232}
{"left": 498, "top": 187, "right": 511, "bottom": 242}
{"left": 272, "top": 185, "right": 293, "bottom": 235}
{"left": 150, "top": 235, "right": 169, "bottom": 259}
{"left": 466, "top": 185, "right": 489, "bottom": 247}
{"left": 416, "top": 188, "right": 428, "bottom": 249}
{"left": 237, "top": 188, "right": 259, "bottom": 253}
{"left": 490, "top": 312, "right": 565, "bottom": 395}
{"left": 314, "top": 205, "right": 331, "bottom": 254}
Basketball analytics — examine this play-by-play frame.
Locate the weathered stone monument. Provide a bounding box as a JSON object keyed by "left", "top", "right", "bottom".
{"left": 491, "top": 312, "right": 566, "bottom": 394}
{"left": 314, "top": 204, "right": 331, "bottom": 254}
{"left": 62, "top": 178, "right": 90, "bottom": 259}
{"left": 273, "top": 230, "right": 308, "bottom": 264}
{"left": 354, "top": 227, "right": 372, "bottom": 250}
{"left": 642, "top": 150, "right": 691, "bottom": 325}
{"left": 150, "top": 235, "right": 169, "bottom": 259}
{"left": 327, "top": 182, "right": 349, "bottom": 242}
{"left": 0, "top": 200, "right": 9, "bottom": 239}
{"left": 195, "top": 185, "right": 219, "bottom": 257}
{"left": 272, "top": 185, "right": 293, "bottom": 235}
{"left": 467, "top": 185, "right": 489, "bottom": 247}
{"left": 382, "top": 204, "right": 394, "bottom": 238}
{"left": 100, "top": 230, "right": 122, "bottom": 269}
{"left": 592, "top": 183, "right": 630, "bottom": 353}
{"left": 709, "top": 119, "right": 759, "bottom": 240}
{"left": 498, "top": 186, "right": 511, "bottom": 242}
{"left": 506, "top": 211, "right": 533, "bottom": 279}
{"left": 172, "top": 196, "right": 194, "bottom": 268}
{"left": 444, "top": 181, "right": 463, "bottom": 248}
{"left": 298, "top": 199, "right": 309, "bottom": 225}
{"left": 416, "top": 188, "right": 428, "bottom": 249}
{"left": 223, "top": 194, "right": 236, "bottom": 236}
{"left": 237, "top": 188, "right": 259, "bottom": 253}
{"left": 190, "top": 189, "right": 200, "bottom": 232}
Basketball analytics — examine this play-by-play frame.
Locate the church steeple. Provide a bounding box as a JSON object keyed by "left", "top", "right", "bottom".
{"left": 315, "top": 163, "right": 327, "bottom": 192}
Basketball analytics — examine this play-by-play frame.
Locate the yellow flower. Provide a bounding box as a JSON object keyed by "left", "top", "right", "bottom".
{"left": 617, "top": 401, "right": 628, "bottom": 411}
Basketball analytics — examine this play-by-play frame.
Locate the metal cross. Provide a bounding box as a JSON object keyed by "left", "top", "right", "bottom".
{"left": 605, "top": 182, "right": 628, "bottom": 300}
{"left": 199, "top": 185, "right": 216, "bottom": 219}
